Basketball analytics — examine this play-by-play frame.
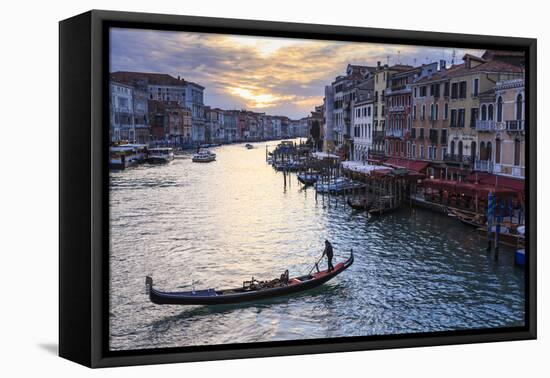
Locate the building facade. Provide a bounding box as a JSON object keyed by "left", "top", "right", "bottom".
{"left": 109, "top": 81, "right": 134, "bottom": 142}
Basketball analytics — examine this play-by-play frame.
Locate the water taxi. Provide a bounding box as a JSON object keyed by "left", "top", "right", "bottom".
{"left": 192, "top": 148, "right": 216, "bottom": 163}
{"left": 110, "top": 145, "right": 139, "bottom": 170}
{"left": 147, "top": 147, "right": 174, "bottom": 164}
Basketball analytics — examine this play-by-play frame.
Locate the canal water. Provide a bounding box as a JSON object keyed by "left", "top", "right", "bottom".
{"left": 109, "top": 140, "right": 525, "bottom": 351}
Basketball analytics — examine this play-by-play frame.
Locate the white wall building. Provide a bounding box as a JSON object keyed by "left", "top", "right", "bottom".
{"left": 352, "top": 97, "right": 374, "bottom": 162}
{"left": 110, "top": 81, "right": 134, "bottom": 142}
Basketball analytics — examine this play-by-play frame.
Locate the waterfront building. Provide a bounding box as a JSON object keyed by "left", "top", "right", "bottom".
{"left": 443, "top": 54, "right": 523, "bottom": 180}
{"left": 109, "top": 81, "right": 134, "bottom": 142}
{"left": 323, "top": 85, "right": 335, "bottom": 152}
{"left": 166, "top": 106, "right": 192, "bottom": 144}
{"left": 131, "top": 80, "right": 150, "bottom": 144}
{"left": 384, "top": 64, "right": 432, "bottom": 158}
{"left": 410, "top": 60, "right": 451, "bottom": 177}
{"left": 206, "top": 107, "right": 225, "bottom": 143}
{"left": 371, "top": 63, "right": 413, "bottom": 157}
{"left": 352, "top": 90, "right": 375, "bottom": 162}
{"left": 223, "top": 110, "right": 238, "bottom": 142}
{"left": 475, "top": 78, "right": 525, "bottom": 179}
{"left": 328, "top": 65, "right": 375, "bottom": 154}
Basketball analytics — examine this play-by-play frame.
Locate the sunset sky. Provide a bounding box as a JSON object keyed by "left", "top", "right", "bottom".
{"left": 110, "top": 28, "right": 483, "bottom": 119}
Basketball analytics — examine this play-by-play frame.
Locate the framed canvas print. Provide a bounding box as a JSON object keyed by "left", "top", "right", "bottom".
{"left": 59, "top": 10, "right": 537, "bottom": 368}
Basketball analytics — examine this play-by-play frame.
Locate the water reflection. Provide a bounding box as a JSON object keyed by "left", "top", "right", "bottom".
{"left": 109, "top": 141, "right": 525, "bottom": 351}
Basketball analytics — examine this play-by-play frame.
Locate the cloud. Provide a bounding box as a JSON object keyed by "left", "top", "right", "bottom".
{"left": 110, "top": 28, "right": 484, "bottom": 119}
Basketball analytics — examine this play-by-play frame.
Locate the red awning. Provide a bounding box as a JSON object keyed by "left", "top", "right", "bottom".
{"left": 385, "top": 158, "right": 429, "bottom": 173}
{"left": 465, "top": 172, "right": 525, "bottom": 193}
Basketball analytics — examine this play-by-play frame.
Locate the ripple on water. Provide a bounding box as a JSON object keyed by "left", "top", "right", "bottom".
{"left": 109, "top": 142, "right": 525, "bottom": 351}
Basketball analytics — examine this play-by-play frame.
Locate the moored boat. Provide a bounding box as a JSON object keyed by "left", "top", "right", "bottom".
{"left": 315, "top": 177, "right": 365, "bottom": 194}
{"left": 145, "top": 250, "right": 354, "bottom": 305}
{"left": 192, "top": 148, "right": 216, "bottom": 162}
{"left": 477, "top": 225, "right": 525, "bottom": 248}
{"left": 347, "top": 196, "right": 371, "bottom": 211}
{"left": 245, "top": 143, "right": 254, "bottom": 149}
{"left": 147, "top": 147, "right": 174, "bottom": 164}
{"left": 110, "top": 145, "right": 139, "bottom": 170}
{"left": 448, "top": 208, "right": 486, "bottom": 228}
{"left": 297, "top": 172, "right": 320, "bottom": 185}
{"left": 368, "top": 196, "right": 399, "bottom": 216}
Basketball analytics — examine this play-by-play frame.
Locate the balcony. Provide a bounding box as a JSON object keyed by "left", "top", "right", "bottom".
{"left": 493, "top": 163, "right": 525, "bottom": 179}
{"left": 373, "top": 131, "right": 385, "bottom": 142}
{"left": 476, "top": 120, "right": 496, "bottom": 132}
{"left": 444, "top": 154, "right": 472, "bottom": 164}
{"left": 506, "top": 120, "right": 525, "bottom": 132}
{"left": 385, "top": 129, "right": 403, "bottom": 138}
{"left": 474, "top": 159, "right": 493, "bottom": 172}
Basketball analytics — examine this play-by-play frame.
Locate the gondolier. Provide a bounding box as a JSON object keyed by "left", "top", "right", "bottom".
{"left": 322, "top": 239, "right": 335, "bottom": 272}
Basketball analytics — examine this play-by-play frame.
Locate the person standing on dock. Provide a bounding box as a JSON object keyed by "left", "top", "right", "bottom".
{"left": 322, "top": 239, "right": 335, "bottom": 272}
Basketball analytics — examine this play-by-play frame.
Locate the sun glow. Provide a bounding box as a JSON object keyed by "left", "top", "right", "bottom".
{"left": 228, "top": 87, "right": 293, "bottom": 108}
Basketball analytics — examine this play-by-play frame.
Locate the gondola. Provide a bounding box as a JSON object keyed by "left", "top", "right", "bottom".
{"left": 145, "top": 250, "right": 354, "bottom": 305}
{"left": 448, "top": 208, "right": 485, "bottom": 228}
{"left": 347, "top": 196, "right": 371, "bottom": 211}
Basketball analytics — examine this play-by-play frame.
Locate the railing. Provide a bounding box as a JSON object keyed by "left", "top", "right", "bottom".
{"left": 506, "top": 120, "right": 525, "bottom": 132}
{"left": 373, "top": 131, "right": 385, "bottom": 141}
{"left": 385, "top": 129, "right": 403, "bottom": 138}
{"left": 444, "top": 154, "right": 473, "bottom": 164}
{"left": 476, "top": 120, "right": 496, "bottom": 131}
{"left": 493, "top": 163, "right": 525, "bottom": 179}
{"left": 475, "top": 159, "right": 493, "bottom": 172}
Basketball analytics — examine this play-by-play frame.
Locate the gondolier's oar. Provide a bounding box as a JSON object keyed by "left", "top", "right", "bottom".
{"left": 308, "top": 253, "right": 325, "bottom": 275}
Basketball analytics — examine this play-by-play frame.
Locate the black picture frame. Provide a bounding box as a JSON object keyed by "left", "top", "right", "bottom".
{"left": 59, "top": 9, "right": 537, "bottom": 368}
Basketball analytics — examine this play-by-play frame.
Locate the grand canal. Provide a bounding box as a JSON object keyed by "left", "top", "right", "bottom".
{"left": 109, "top": 140, "right": 525, "bottom": 351}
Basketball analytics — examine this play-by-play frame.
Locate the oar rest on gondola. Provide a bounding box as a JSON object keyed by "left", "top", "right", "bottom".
{"left": 145, "top": 250, "right": 354, "bottom": 305}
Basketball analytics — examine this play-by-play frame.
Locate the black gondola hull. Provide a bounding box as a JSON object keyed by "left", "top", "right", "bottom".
{"left": 146, "top": 251, "right": 353, "bottom": 305}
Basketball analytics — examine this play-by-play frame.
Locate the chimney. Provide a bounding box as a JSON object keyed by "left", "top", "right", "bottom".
{"left": 377, "top": 61, "right": 381, "bottom": 69}
{"left": 439, "top": 60, "right": 446, "bottom": 71}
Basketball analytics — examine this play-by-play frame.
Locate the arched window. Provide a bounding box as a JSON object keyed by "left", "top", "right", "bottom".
{"left": 516, "top": 93, "right": 523, "bottom": 120}
{"left": 458, "top": 141, "right": 463, "bottom": 157}
{"left": 480, "top": 141, "right": 486, "bottom": 160}
{"left": 487, "top": 141, "right": 493, "bottom": 162}
{"left": 488, "top": 104, "right": 494, "bottom": 121}
{"left": 471, "top": 141, "right": 476, "bottom": 160}
{"left": 495, "top": 139, "right": 501, "bottom": 164}
{"left": 450, "top": 140, "right": 455, "bottom": 155}
{"left": 481, "top": 104, "right": 487, "bottom": 121}
{"left": 497, "top": 96, "right": 503, "bottom": 122}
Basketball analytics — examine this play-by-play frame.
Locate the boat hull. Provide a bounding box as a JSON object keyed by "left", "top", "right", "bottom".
{"left": 146, "top": 251, "right": 353, "bottom": 305}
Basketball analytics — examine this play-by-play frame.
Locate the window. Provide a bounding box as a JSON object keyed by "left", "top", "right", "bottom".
{"left": 414, "top": 87, "right": 417, "bottom": 98}
{"left": 473, "top": 78, "right": 479, "bottom": 96}
{"left": 413, "top": 105, "right": 417, "bottom": 119}
{"left": 444, "top": 82, "right": 450, "bottom": 97}
{"left": 420, "top": 86, "right": 427, "bottom": 97}
{"left": 430, "top": 104, "right": 434, "bottom": 120}
{"left": 451, "top": 82, "right": 458, "bottom": 99}
{"left": 420, "top": 145, "right": 425, "bottom": 159}
{"left": 458, "top": 109, "right": 466, "bottom": 127}
{"left": 458, "top": 141, "right": 463, "bottom": 157}
{"left": 421, "top": 105, "right": 426, "bottom": 120}
{"left": 470, "top": 108, "right": 479, "bottom": 128}
{"left": 434, "top": 104, "right": 439, "bottom": 120}
{"left": 495, "top": 139, "right": 501, "bottom": 164}
{"left": 481, "top": 104, "right": 487, "bottom": 120}
{"left": 516, "top": 93, "right": 523, "bottom": 120}
{"left": 450, "top": 109, "right": 457, "bottom": 127}
{"left": 444, "top": 103, "right": 449, "bottom": 119}
{"left": 488, "top": 104, "right": 494, "bottom": 120}
{"left": 459, "top": 81, "right": 467, "bottom": 98}
{"left": 450, "top": 140, "right": 455, "bottom": 155}
{"left": 497, "top": 97, "right": 503, "bottom": 122}
{"left": 441, "top": 129, "right": 447, "bottom": 144}
{"left": 368, "top": 106, "right": 371, "bottom": 117}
